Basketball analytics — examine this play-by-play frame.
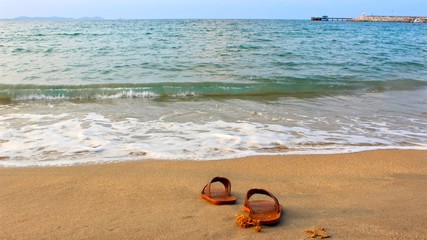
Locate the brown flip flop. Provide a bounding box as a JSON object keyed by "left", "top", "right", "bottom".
{"left": 243, "top": 188, "right": 283, "bottom": 225}
{"left": 200, "top": 176, "right": 237, "bottom": 205}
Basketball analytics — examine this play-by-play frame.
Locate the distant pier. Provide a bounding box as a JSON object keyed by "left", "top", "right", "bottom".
{"left": 311, "top": 16, "right": 352, "bottom": 21}
{"left": 311, "top": 15, "right": 427, "bottom": 23}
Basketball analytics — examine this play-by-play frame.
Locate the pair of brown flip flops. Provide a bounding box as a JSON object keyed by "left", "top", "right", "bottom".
{"left": 200, "top": 176, "right": 283, "bottom": 225}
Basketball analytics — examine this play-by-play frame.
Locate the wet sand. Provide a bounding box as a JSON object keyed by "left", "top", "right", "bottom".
{"left": 1, "top": 150, "right": 426, "bottom": 239}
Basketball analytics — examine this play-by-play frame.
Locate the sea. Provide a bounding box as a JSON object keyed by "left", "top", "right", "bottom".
{"left": 1, "top": 19, "right": 426, "bottom": 167}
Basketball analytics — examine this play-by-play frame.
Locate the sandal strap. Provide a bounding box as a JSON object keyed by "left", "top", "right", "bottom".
{"left": 201, "top": 176, "right": 232, "bottom": 198}
{"left": 244, "top": 188, "right": 280, "bottom": 213}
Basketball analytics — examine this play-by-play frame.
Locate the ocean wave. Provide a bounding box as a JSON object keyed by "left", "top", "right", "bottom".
{"left": 55, "top": 32, "right": 82, "bottom": 36}
{"left": 1, "top": 79, "right": 426, "bottom": 102}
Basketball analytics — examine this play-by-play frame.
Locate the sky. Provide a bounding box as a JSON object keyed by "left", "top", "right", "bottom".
{"left": 0, "top": 0, "right": 425, "bottom": 19}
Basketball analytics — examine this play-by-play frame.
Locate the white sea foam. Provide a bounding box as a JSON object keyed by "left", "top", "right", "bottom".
{"left": 11, "top": 90, "right": 160, "bottom": 101}
{"left": 1, "top": 111, "right": 426, "bottom": 167}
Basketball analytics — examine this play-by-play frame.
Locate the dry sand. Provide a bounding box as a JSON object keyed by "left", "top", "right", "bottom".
{"left": 1, "top": 150, "right": 426, "bottom": 239}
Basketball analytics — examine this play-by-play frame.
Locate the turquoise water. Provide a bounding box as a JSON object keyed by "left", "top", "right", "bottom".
{"left": 1, "top": 20, "right": 426, "bottom": 166}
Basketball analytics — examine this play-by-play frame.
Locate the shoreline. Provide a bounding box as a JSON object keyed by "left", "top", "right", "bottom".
{"left": 2, "top": 146, "right": 427, "bottom": 168}
{"left": 1, "top": 150, "right": 426, "bottom": 239}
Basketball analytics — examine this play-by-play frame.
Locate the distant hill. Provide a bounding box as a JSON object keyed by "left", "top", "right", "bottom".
{"left": 0, "top": 16, "right": 104, "bottom": 21}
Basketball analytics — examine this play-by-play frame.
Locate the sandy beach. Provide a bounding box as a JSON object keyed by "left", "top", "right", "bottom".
{"left": 1, "top": 150, "right": 426, "bottom": 239}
